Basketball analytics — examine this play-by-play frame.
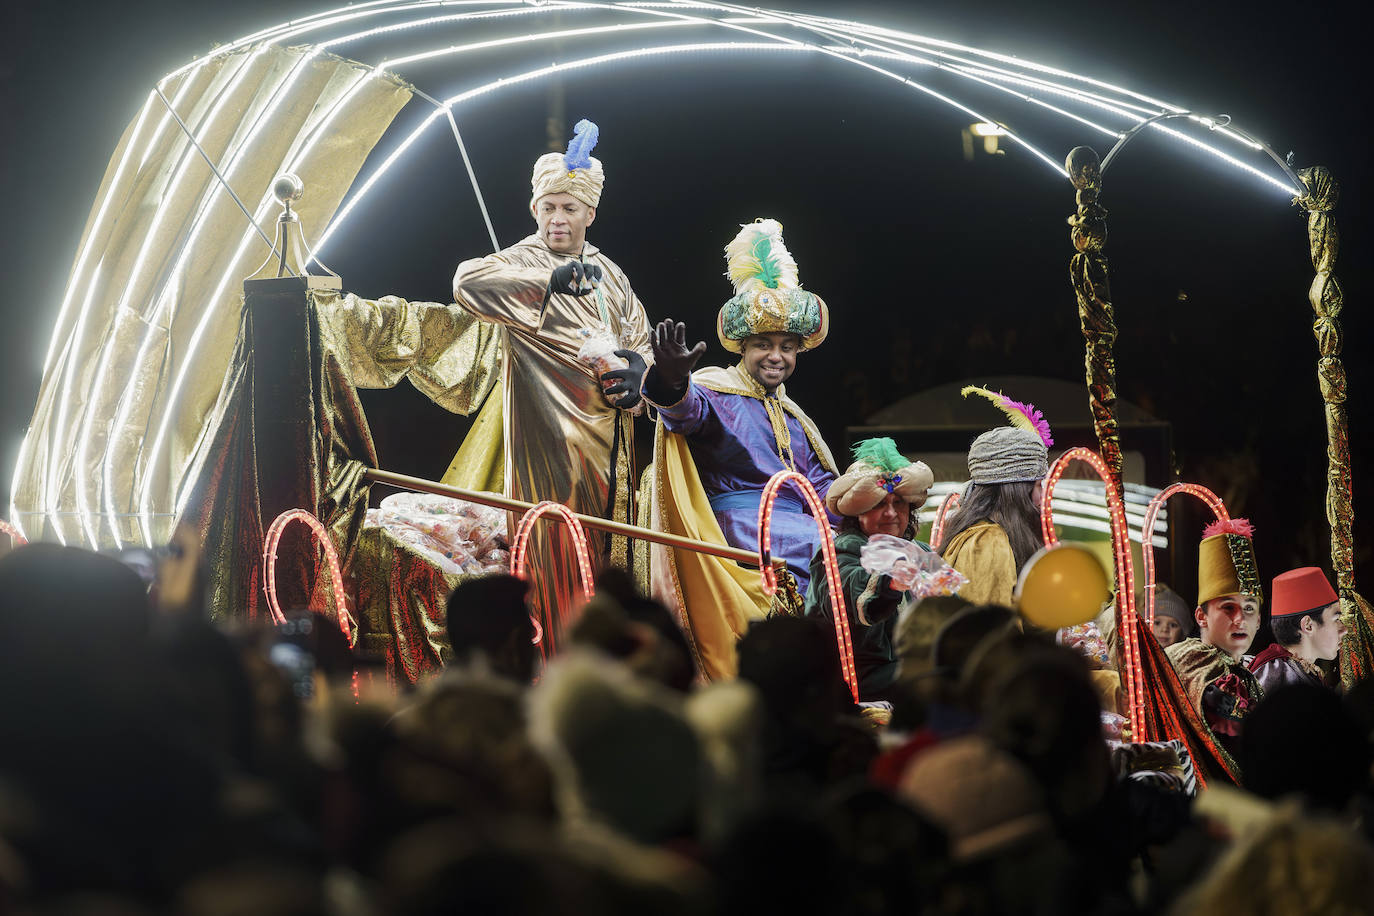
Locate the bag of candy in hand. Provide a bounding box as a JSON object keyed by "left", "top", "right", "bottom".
{"left": 859, "top": 533, "right": 968, "bottom": 598}
{"left": 576, "top": 326, "right": 628, "bottom": 375}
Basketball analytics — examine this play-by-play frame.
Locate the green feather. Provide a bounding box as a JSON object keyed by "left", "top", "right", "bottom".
{"left": 751, "top": 235, "right": 782, "bottom": 289}
{"left": 852, "top": 437, "right": 908, "bottom": 473}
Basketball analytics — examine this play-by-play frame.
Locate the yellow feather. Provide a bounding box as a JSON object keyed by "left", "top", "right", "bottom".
{"left": 723, "top": 218, "right": 799, "bottom": 294}
{"left": 961, "top": 384, "right": 1029, "bottom": 432}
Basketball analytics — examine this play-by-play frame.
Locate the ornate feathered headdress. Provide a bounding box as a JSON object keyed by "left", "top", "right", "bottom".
{"left": 530, "top": 118, "right": 605, "bottom": 210}
{"left": 826, "top": 437, "right": 935, "bottom": 518}
{"left": 717, "top": 219, "right": 828, "bottom": 353}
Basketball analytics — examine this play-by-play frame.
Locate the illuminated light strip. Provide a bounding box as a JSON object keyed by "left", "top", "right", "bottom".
{"left": 625, "top": 10, "right": 1077, "bottom": 178}
{"left": 180, "top": 0, "right": 790, "bottom": 74}
{"left": 182, "top": 1, "right": 1296, "bottom": 196}
{"left": 880, "top": 51, "right": 1291, "bottom": 193}
{"left": 804, "top": 13, "right": 1187, "bottom": 114}
{"left": 0, "top": 519, "right": 26, "bottom": 548}
{"left": 8, "top": 434, "right": 30, "bottom": 542}
{"left": 171, "top": 1, "right": 1294, "bottom": 218}
{"left": 942, "top": 61, "right": 1282, "bottom": 192}
{"left": 1041, "top": 447, "right": 1146, "bottom": 740}
{"left": 929, "top": 490, "right": 960, "bottom": 551}
{"left": 760, "top": 44, "right": 1067, "bottom": 177}
{"left": 919, "top": 56, "right": 1159, "bottom": 119}
{"left": 315, "top": 43, "right": 772, "bottom": 256}
{"left": 757, "top": 470, "right": 858, "bottom": 702}
{"left": 1140, "top": 483, "right": 1229, "bottom": 627}
{"left": 50, "top": 263, "right": 104, "bottom": 547}
{"left": 944, "top": 64, "right": 1153, "bottom": 122}
{"left": 1184, "top": 114, "right": 1263, "bottom": 150}
{"left": 160, "top": 0, "right": 521, "bottom": 84}
{"left": 262, "top": 508, "right": 356, "bottom": 645}
{"left": 844, "top": 44, "right": 1285, "bottom": 190}
{"left": 316, "top": 39, "right": 1067, "bottom": 258}
{"left": 783, "top": 10, "right": 1291, "bottom": 186}
{"left": 38, "top": 73, "right": 203, "bottom": 544}
{"left": 705, "top": 5, "right": 1136, "bottom": 143}
{"left": 41, "top": 93, "right": 160, "bottom": 378}
{"left": 72, "top": 49, "right": 265, "bottom": 547}
{"left": 317, "top": 4, "right": 579, "bottom": 50}
{"left": 383, "top": 17, "right": 708, "bottom": 68}
{"left": 738, "top": 6, "right": 1170, "bottom": 124}
{"left": 41, "top": 69, "right": 193, "bottom": 396}
{"left": 1146, "top": 120, "right": 1299, "bottom": 194}
{"left": 826, "top": 46, "right": 1123, "bottom": 140}
{"left": 149, "top": 66, "right": 377, "bottom": 544}
{"left": 103, "top": 48, "right": 321, "bottom": 547}
{"left": 509, "top": 500, "right": 596, "bottom": 661}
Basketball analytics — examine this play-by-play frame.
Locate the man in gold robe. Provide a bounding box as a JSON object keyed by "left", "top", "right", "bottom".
{"left": 449, "top": 120, "right": 652, "bottom": 654}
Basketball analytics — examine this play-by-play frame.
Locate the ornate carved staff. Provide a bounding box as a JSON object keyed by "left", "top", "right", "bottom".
{"left": 1295, "top": 167, "right": 1374, "bottom": 688}
{"left": 1066, "top": 146, "right": 1125, "bottom": 497}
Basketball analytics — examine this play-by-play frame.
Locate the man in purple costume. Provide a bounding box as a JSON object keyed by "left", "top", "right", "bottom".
{"left": 645, "top": 323, "right": 837, "bottom": 593}
{"left": 639, "top": 219, "right": 839, "bottom": 680}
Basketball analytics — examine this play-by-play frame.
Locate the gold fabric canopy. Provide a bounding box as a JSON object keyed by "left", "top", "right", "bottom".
{"left": 11, "top": 44, "right": 412, "bottom": 548}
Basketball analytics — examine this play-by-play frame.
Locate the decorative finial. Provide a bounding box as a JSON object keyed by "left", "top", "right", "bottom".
{"left": 267, "top": 171, "right": 300, "bottom": 205}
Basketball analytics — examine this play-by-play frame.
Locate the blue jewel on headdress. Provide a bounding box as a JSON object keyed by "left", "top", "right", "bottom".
{"left": 879, "top": 473, "right": 902, "bottom": 493}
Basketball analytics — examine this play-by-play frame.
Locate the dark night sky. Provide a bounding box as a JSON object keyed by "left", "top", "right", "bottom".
{"left": 2, "top": 0, "right": 1370, "bottom": 587}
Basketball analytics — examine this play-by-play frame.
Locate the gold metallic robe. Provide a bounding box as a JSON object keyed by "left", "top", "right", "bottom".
{"left": 452, "top": 234, "right": 652, "bottom": 652}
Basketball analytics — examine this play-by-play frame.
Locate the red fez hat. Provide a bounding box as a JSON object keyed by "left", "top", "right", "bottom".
{"left": 1270, "top": 567, "right": 1338, "bottom": 619}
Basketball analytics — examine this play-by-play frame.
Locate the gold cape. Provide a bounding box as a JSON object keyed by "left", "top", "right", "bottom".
{"left": 449, "top": 235, "right": 652, "bottom": 652}
{"left": 942, "top": 521, "right": 1018, "bottom": 607}
{"left": 644, "top": 364, "right": 837, "bottom": 681}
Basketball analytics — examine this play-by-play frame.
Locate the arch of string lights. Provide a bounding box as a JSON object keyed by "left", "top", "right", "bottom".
{"left": 11, "top": 0, "right": 1308, "bottom": 548}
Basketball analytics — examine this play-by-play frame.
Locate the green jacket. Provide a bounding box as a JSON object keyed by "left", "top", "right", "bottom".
{"left": 805, "top": 530, "right": 914, "bottom": 699}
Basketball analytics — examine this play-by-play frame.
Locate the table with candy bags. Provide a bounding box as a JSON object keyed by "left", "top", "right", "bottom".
{"left": 353, "top": 492, "right": 510, "bottom": 683}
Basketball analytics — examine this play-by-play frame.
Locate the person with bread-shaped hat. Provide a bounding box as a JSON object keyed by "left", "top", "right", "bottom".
{"left": 450, "top": 119, "right": 652, "bottom": 651}
{"left": 1166, "top": 519, "right": 1265, "bottom": 767}
{"left": 804, "top": 438, "right": 934, "bottom": 699}
{"left": 640, "top": 218, "right": 837, "bottom": 681}
{"left": 1249, "top": 567, "right": 1347, "bottom": 693}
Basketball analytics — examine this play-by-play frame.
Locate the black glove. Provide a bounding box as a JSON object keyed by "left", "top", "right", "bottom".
{"left": 644, "top": 319, "right": 707, "bottom": 403}
{"left": 549, "top": 260, "right": 602, "bottom": 297}
{"left": 600, "top": 349, "right": 647, "bottom": 410}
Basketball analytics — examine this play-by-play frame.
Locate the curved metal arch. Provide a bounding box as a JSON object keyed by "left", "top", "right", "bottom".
{"left": 168, "top": 0, "right": 1302, "bottom": 196}
{"left": 13, "top": 0, "right": 1316, "bottom": 546}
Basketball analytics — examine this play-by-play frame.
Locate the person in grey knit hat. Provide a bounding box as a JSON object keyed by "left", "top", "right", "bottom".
{"left": 1145, "top": 582, "right": 1195, "bottom": 649}
{"left": 939, "top": 389, "right": 1053, "bottom": 607}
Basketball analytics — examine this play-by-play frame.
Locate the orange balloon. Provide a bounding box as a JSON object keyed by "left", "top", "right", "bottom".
{"left": 1015, "top": 542, "right": 1112, "bottom": 630}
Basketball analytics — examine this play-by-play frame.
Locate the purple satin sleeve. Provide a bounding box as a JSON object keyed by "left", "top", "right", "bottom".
{"left": 658, "top": 381, "right": 838, "bottom": 592}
